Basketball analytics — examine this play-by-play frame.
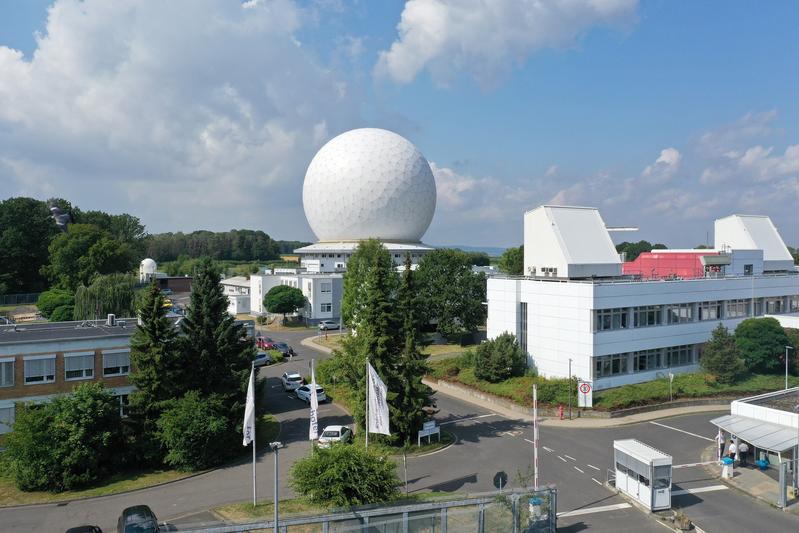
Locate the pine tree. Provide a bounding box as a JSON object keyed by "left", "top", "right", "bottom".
{"left": 392, "top": 254, "right": 433, "bottom": 445}
{"left": 701, "top": 323, "right": 745, "bottom": 384}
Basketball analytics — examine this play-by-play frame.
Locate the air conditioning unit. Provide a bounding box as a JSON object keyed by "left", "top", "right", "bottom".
{"left": 106, "top": 314, "right": 116, "bottom": 326}
{"left": 117, "top": 320, "right": 127, "bottom": 328}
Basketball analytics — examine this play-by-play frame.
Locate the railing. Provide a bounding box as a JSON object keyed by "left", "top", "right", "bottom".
{"left": 492, "top": 271, "right": 799, "bottom": 286}
{"left": 179, "top": 488, "right": 558, "bottom": 533}
{"left": 0, "top": 293, "right": 41, "bottom": 306}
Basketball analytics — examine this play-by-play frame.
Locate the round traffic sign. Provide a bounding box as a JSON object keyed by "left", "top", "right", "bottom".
{"left": 579, "top": 382, "right": 591, "bottom": 394}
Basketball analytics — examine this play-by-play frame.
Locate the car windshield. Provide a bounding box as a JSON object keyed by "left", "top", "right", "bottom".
{"left": 321, "top": 430, "right": 340, "bottom": 438}
{"left": 288, "top": 375, "right": 302, "bottom": 382}
{"left": 125, "top": 520, "right": 158, "bottom": 533}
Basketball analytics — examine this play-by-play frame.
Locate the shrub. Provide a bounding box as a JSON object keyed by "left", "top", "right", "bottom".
{"left": 735, "top": 318, "right": 791, "bottom": 374}
{"left": 291, "top": 445, "right": 400, "bottom": 507}
{"left": 157, "top": 392, "right": 235, "bottom": 471}
{"left": 5, "top": 383, "right": 124, "bottom": 491}
{"left": 474, "top": 333, "right": 527, "bottom": 383}
{"left": 49, "top": 304, "right": 74, "bottom": 322}
{"left": 36, "top": 288, "right": 74, "bottom": 319}
{"left": 701, "top": 323, "right": 745, "bottom": 384}
{"left": 456, "top": 348, "right": 475, "bottom": 368}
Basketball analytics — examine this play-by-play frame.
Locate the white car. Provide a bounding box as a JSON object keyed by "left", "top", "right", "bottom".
{"left": 318, "top": 320, "right": 340, "bottom": 331}
{"left": 317, "top": 425, "right": 352, "bottom": 448}
{"left": 296, "top": 384, "right": 327, "bottom": 404}
{"left": 281, "top": 372, "right": 304, "bottom": 391}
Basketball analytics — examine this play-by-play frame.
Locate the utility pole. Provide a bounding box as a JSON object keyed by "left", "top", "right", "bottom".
{"left": 533, "top": 384, "right": 539, "bottom": 490}
{"left": 568, "top": 358, "right": 572, "bottom": 421}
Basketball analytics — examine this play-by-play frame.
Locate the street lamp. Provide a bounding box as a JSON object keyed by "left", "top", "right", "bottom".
{"left": 269, "top": 441, "right": 283, "bottom": 533}
{"left": 785, "top": 346, "right": 794, "bottom": 390}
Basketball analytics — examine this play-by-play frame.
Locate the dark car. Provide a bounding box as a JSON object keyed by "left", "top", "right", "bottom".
{"left": 274, "top": 342, "right": 294, "bottom": 357}
{"left": 117, "top": 505, "right": 160, "bottom": 533}
{"left": 66, "top": 527, "right": 102, "bottom": 533}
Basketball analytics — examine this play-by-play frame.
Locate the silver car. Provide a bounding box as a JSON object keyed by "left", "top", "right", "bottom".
{"left": 296, "top": 384, "right": 327, "bottom": 404}
{"left": 281, "top": 372, "right": 304, "bottom": 391}
{"left": 317, "top": 425, "right": 352, "bottom": 448}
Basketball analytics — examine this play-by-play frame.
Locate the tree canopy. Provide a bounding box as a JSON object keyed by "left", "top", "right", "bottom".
{"left": 0, "top": 197, "right": 60, "bottom": 294}
{"left": 700, "top": 323, "right": 745, "bottom": 384}
{"left": 144, "top": 229, "right": 304, "bottom": 263}
{"left": 263, "top": 285, "right": 306, "bottom": 319}
{"left": 341, "top": 239, "right": 398, "bottom": 329}
{"left": 498, "top": 245, "right": 523, "bottom": 275}
{"left": 735, "top": 317, "right": 792, "bottom": 373}
{"left": 474, "top": 332, "right": 528, "bottom": 382}
{"left": 615, "top": 240, "right": 667, "bottom": 262}
{"left": 73, "top": 273, "right": 137, "bottom": 320}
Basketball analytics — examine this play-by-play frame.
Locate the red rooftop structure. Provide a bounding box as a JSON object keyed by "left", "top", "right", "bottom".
{"left": 623, "top": 251, "right": 721, "bottom": 280}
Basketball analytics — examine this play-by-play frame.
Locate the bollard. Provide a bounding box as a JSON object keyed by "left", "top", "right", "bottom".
{"left": 558, "top": 405, "right": 564, "bottom": 420}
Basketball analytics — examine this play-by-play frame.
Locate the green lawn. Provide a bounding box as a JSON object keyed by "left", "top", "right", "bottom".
{"left": 0, "top": 414, "right": 279, "bottom": 507}
{"left": 427, "top": 358, "right": 799, "bottom": 411}
{"left": 313, "top": 334, "right": 472, "bottom": 360}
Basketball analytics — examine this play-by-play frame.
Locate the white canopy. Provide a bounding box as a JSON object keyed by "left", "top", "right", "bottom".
{"left": 711, "top": 414, "right": 798, "bottom": 453}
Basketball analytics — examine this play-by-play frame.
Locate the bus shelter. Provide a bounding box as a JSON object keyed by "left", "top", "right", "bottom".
{"left": 614, "top": 439, "right": 672, "bottom": 511}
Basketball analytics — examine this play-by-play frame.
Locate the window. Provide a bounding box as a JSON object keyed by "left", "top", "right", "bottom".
{"left": 725, "top": 299, "right": 750, "bottom": 318}
{"left": 320, "top": 282, "right": 332, "bottom": 293}
{"left": 638, "top": 473, "right": 650, "bottom": 487}
{"left": 753, "top": 298, "right": 764, "bottom": 316}
{"left": 519, "top": 302, "right": 528, "bottom": 353}
{"left": 698, "top": 301, "right": 722, "bottom": 321}
{"left": 666, "top": 303, "right": 693, "bottom": 324}
{"left": 633, "top": 305, "right": 662, "bottom": 327}
{"left": 0, "top": 359, "right": 13, "bottom": 387}
{"left": 595, "top": 353, "right": 629, "bottom": 377}
{"left": 595, "top": 308, "right": 629, "bottom": 331}
{"left": 791, "top": 296, "right": 799, "bottom": 312}
{"left": 320, "top": 303, "right": 332, "bottom": 313}
{"left": 65, "top": 353, "right": 94, "bottom": 380}
{"left": 744, "top": 264, "right": 753, "bottom": 276}
{"left": 765, "top": 297, "right": 784, "bottom": 314}
{"left": 633, "top": 349, "right": 662, "bottom": 372}
{"left": 0, "top": 406, "right": 14, "bottom": 434}
{"left": 24, "top": 356, "right": 56, "bottom": 384}
{"left": 666, "top": 345, "right": 694, "bottom": 367}
{"left": 118, "top": 394, "right": 130, "bottom": 417}
{"left": 103, "top": 351, "right": 130, "bottom": 376}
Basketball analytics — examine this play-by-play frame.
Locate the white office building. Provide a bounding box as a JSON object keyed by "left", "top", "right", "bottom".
{"left": 487, "top": 205, "right": 799, "bottom": 390}
{"left": 250, "top": 269, "right": 343, "bottom": 323}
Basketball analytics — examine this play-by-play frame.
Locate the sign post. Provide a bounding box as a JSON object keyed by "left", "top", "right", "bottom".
{"left": 577, "top": 381, "right": 592, "bottom": 409}
{"left": 493, "top": 471, "right": 508, "bottom": 493}
{"left": 417, "top": 421, "right": 440, "bottom": 446}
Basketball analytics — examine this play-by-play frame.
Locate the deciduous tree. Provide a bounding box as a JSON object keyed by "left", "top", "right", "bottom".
{"left": 735, "top": 317, "right": 791, "bottom": 373}
{"left": 498, "top": 245, "right": 523, "bottom": 275}
{"left": 0, "top": 197, "right": 58, "bottom": 294}
{"left": 263, "top": 285, "right": 306, "bottom": 322}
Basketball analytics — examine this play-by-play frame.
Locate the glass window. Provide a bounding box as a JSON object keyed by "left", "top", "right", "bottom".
{"left": 519, "top": 302, "right": 528, "bottom": 353}
{"left": 24, "top": 357, "right": 56, "bottom": 384}
{"left": 103, "top": 352, "right": 130, "bottom": 376}
{"left": 118, "top": 394, "right": 130, "bottom": 417}
{"left": 764, "top": 297, "right": 784, "bottom": 314}
{"left": 0, "top": 406, "right": 14, "bottom": 433}
{"left": 633, "top": 305, "right": 662, "bottom": 327}
{"left": 320, "top": 303, "right": 332, "bottom": 313}
{"left": 633, "top": 349, "right": 662, "bottom": 372}
{"left": 666, "top": 303, "right": 693, "bottom": 324}
{"left": 595, "top": 353, "right": 629, "bottom": 377}
{"left": 744, "top": 264, "right": 753, "bottom": 276}
{"left": 595, "top": 308, "right": 629, "bottom": 331}
{"left": 0, "top": 360, "right": 13, "bottom": 387}
{"left": 638, "top": 474, "right": 650, "bottom": 487}
{"left": 65, "top": 354, "right": 94, "bottom": 380}
{"left": 666, "top": 345, "right": 694, "bottom": 367}
{"left": 698, "top": 301, "right": 721, "bottom": 321}
{"left": 320, "top": 282, "right": 332, "bottom": 293}
{"left": 790, "top": 295, "right": 799, "bottom": 312}
{"left": 725, "top": 299, "right": 750, "bottom": 318}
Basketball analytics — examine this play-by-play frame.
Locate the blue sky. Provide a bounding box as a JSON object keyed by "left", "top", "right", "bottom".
{"left": 1, "top": 0, "right": 798, "bottom": 248}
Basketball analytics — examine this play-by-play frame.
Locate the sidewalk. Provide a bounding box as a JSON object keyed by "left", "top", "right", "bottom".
{"left": 701, "top": 445, "right": 799, "bottom": 514}
{"left": 301, "top": 335, "right": 333, "bottom": 354}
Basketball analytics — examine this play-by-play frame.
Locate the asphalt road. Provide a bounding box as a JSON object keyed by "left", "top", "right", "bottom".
{"left": 2, "top": 327, "right": 798, "bottom": 532}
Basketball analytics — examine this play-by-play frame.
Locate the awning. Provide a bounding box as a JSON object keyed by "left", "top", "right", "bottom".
{"left": 710, "top": 414, "right": 798, "bottom": 453}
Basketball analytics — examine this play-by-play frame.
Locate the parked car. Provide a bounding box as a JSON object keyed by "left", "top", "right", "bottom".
{"left": 253, "top": 352, "right": 273, "bottom": 367}
{"left": 161, "top": 288, "right": 173, "bottom": 295}
{"left": 318, "top": 320, "right": 340, "bottom": 331}
{"left": 317, "top": 425, "right": 352, "bottom": 448}
{"left": 296, "top": 384, "right": 327, "bottom": 404}
{"left": 116, "top": 505, "right": 160, "bottom": 533}
{"left": 0, "top": 316, "right": 15, "bottom": 325}
{"left": 281, "top": 372, "right": 304, "bottom": 391}
{"left": 256, "top": 336, "right": 275, "bottom": 350}
{"left": 66, "top": 526, "right": 102, "bottom": 533}
{"left": 273, "top": 342, "right": 294, "bottom": 357}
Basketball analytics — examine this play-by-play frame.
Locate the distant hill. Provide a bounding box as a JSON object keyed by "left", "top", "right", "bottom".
{"left": 434, "top": 244, "right": 508, "bottom": 257}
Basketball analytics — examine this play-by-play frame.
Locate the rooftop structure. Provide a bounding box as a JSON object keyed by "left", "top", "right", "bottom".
{"left": 0, "top": 318, "right": 135, "bottom": 348}
{"left": 715, "top": 215, "right": 795, "bottom": 271}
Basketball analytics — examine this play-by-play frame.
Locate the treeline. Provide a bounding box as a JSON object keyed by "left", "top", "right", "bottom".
{"left": 144, "top": 230, "right": 303, "bottom": 263}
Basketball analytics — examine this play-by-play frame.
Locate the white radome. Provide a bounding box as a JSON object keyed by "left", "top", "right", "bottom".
{"left": 140, "top": 258, "right": 157, "bottom": 274}
{"left": 302, "top": 128, "right": 437, "bottom": 242}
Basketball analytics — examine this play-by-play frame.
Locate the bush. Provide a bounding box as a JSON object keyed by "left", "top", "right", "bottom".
{"left": 5, "top": 383, "right": 124, "bottom": 491}
{"left": 36, "top": 288, "right": 74, "bottom": 319}
{"left": 473, "top": 333, "right": 527, "bottom": 383}
{"left": 291, "top": 445, "right": 400, "bottom": 507}
{"left": 49, "top": 304, "right": 74, "bottom": 322}
{"left": 701, "top": 323, "right": 745, "bottom": 384}
{"left": 157, "top": 392, "right": 235, "bottom": 471}
{"left": 456, "top": 349, "right": 475, "bottom": 368}
{"left": 735, "top": 318, "right": 792, "bottom": 373}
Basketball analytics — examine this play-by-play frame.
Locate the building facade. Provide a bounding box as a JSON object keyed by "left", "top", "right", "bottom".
{"left": 0, "top": 319, "right": 135, "bottom": 434}
{"left": 250, "top": 269, "right": 344, "bottom": 323}
{"left": 487, "top": 206, "right": 799, "bottom": 390}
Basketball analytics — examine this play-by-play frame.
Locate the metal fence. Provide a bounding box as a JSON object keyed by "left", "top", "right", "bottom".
{"left": 0, "top": 293, "right": 41, "bottom": 306}
{"left": 180, "top": 488, "right": 557, "bottom": 533}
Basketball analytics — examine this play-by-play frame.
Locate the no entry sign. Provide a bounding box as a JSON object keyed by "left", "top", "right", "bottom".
{"left": 578, "top": 381, "right": 593, "bottom": 408}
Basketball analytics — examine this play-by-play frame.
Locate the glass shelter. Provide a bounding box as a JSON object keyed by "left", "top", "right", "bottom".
{"left": 614, "top": 439, "right": 672, "bottom": 511}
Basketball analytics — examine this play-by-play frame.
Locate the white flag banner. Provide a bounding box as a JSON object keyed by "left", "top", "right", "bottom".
{"left": 309, "top": 363, "right": 319, "bottom": 441}
{"left": 242, "top": 367, "right": 256, "bottom": 446}
{"left": 367, "top": 363, "right": 390, "bottom": 436}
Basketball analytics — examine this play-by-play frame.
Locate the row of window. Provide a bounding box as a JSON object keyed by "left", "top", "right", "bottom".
{"left": 594, "top": 345, "right": 698, "bottom": 378}
{"left": 594, "top": 296, "right": 799, "bottom": 332}
{"left": 0, "top": 394, "right": 130, "bottom": 434}
{"left": 0, "top": 352, "right": 130, "bottom": 388}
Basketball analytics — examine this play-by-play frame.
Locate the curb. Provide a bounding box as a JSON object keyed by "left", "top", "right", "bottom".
{"left": 302, "top": 335, "right": 334, "bottom": 354}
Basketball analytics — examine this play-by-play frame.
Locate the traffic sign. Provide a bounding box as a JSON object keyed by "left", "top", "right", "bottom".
{"left": 577, "top": 380, "right": 593, "bottom": 408}
{"left": 493, "top": 471, "right": 508, "bottom": 492}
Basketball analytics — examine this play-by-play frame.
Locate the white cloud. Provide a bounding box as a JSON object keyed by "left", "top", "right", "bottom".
{"left": 0, "top": 0, "right": 359, "bottom": 235}
{"left": 375, "top": 0, "right": 638, "bottom": 87}
{"left": 641, "top": 147, "right": 681, "bottom": 183}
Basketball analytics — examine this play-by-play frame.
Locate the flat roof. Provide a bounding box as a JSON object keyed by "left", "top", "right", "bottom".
{"left": 711, "top": 414, "right": 798, "bottom": 453}
{"left": 614, "top": 439, "right": 672, "bottom": 464}
{"left": 220, "top": 276, "right": 250, "bottom": 286}
{"left": 0, "top": 319, "right": 136, "bottom": 346}
{"left": 744, "top": 388, "right": 799, "bottom": 412}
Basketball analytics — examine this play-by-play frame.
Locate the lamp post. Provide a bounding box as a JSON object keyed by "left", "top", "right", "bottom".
{"left": 269, "top": 442, "right": 283, "bottom": 533}
{"left": 568, "top": 358, "right": 572, "bottom": 421}
{"left": 786, "top": 346, "right": 795, "bottom": 390}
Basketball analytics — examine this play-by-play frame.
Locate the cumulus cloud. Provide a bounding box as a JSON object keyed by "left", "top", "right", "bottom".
{"left": 375, "top": 0, "right": 638, "bottom": 87}
{"left": 641, "top": 147, "right": 681, "bottom": 183}
{"left": 0, "top": 0, "right": 358, "bottom": 234}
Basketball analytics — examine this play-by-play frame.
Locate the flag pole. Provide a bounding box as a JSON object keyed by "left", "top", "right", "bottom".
{"left": 365, "top": 359, "right": 369, "bottom": 449}
{"left": 251, "top": 362, "right": 257, "bottom": 507}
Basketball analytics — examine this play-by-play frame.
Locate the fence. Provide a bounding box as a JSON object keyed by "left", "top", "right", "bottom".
{"left": 180, "top": 488, "right": 557, "bottom": 533}
{"left": 0, "top": 293, "right": 41, "bottom": 306}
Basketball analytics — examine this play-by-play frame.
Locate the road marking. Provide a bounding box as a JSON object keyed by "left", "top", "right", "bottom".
{"left": 648, "top": 421, "right": 714, "bottom": 442}
{"left": 439, "top": 414, "right": 498, "bottom": 426}
{"left": 672, "top": 485, "right": 728, "bottom": 496}
{"left": 499, "top": 430, "right": 522, "bottom": 437}
{"left": 557, "top": 455, "right": 568, "bottom": 463}
{"left": 557, "top": 503, "right": 631, "bottom": 518}
{"left": 524, "top": 438, "right": 534, "bottom": 444}
{"left": 574, "top": 466, "right": 584, "bottom": 473}
{"left": 672, "top": 461, "right": 718, "bottom": 469}
{"left": 592, "top": 477, "right": 602, "bottom": 485}
{"left": 542, "top": 446, "right": 554, "bottom": 453}
{"left": 564, "top": 454, "right": 576, "bottom": 461}
{"left": 586, "top": 464, "right": 601, "bottom": 471}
